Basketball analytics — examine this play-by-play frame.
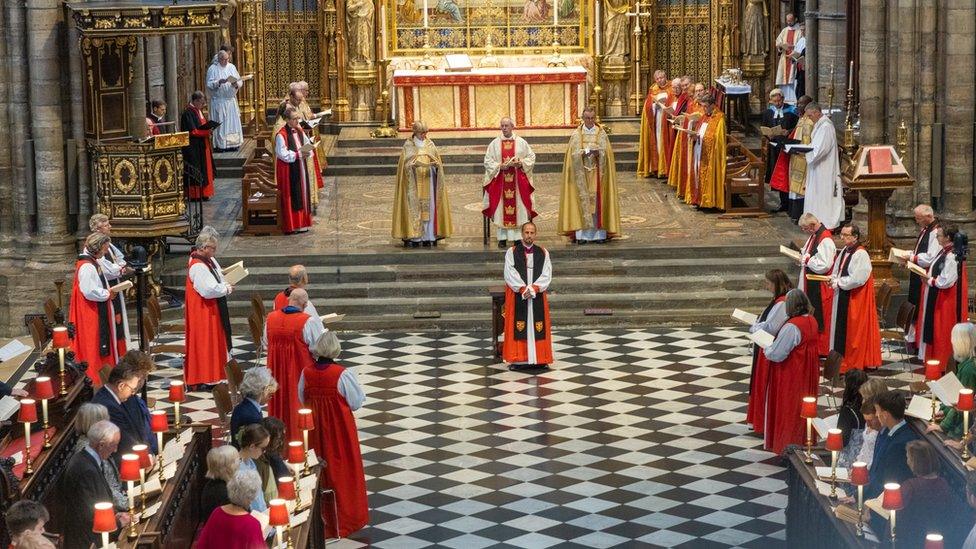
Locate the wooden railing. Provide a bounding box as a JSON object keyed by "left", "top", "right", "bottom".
{"left": 241, "top": 140, "right": 282, "bottom": 236}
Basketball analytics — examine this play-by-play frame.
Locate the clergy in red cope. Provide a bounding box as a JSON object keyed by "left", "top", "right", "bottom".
{"left": 502, "top": 222, "right": 553, "bottom": 371}
{"left": 184, "top": 228, "right": 233, "bottom": 387}
{"left": 914, "top": 224, "right": 969, "bottom": 366}
{"left": 69, "top": 232, "right": 127, "bottom": 383}
{"left": 274, "top": 106, "right": 315, "bottom": 234}
{"left": 482, "top": 117, "right": 538, "bottom": 248}
{"left": 828, "top": 223, "right": 881, "bottom": 372}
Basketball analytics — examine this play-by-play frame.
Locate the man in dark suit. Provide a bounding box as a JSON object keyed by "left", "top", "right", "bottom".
{"left": 58, "top": 420, "right": 131, "bottom": 549}
{"left": 92, "top": 351, "right": 157, "bottom": 460}
{"left": 761, "top": 88, "right": 799, "bottom": 211}
{"left": 866, "top": 391, "right": 918, "bottom": 499}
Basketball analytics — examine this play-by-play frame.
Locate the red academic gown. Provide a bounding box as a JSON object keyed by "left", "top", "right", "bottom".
{"left": 746, "top": 294, "right": 787, "bottom": 434}
{"left": 275, "top": 126, "right": 313, "bottom": 233}
{"left": 301, "top": 360, "right": 369, "bottom": 538}
{"left": 502, "top": 242, "right": 553, "bottom": 365}
{"left": 799, "top": 227, "right": 834, "bottom": 356}
{"left": 661, "top": 92, "right": 686, "bottom": 181}
{"left": 915, "top": 246, "right": 969, "bottom": 367}
{"left": 184, "top": 255, "right": 231, "bottom": 385}
{"left": 764, "top": 315, "right": 820, "bottom": 455}
{"left": 69, "top": 256, "right": 126, "bottom": 383}
{"left": 832, "top": 246, "right": 882, "bottom": 372}
{"left": 265, "top": 308, "right": 315, "bottom": 438}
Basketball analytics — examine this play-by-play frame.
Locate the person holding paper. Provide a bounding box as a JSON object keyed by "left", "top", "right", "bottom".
{"left": 768, "top": 95, "right": 813, "bottom": 222}
{"left": 69, "top": 233, "right": 127, "bottom": 383}
{"left": 503, "top": 222, "right": 553, "bottom": 370}
{"left": 262, "top": 288, "right": 323, "bottom": 438}
{"left": 665, "top": 76, "right": 692, "bottom": 192}
{"left": 180, "top": 91, "right": 216, "bottom": 200}
{"left": 636, "top": 70, "right": 673, "bottom": 179}
{"left": 679, "top": 83, "right": 707, "bottom": 205}
{"left": 482, "top": 117, "right": 538, "bottom": 247}
{"left": 745, "top": 269, "right": 793, "bottom": 435}
{"left": 865, "top": 391, "right": 918, "bottom": 499}
{"left": 800, "top": 102, "right": 844, "bottom": 230}
{"left": 903, "top": 205, "right": 941, "bottom": 346}
{"left": 798, "top": 212, "right": 835, "bottom": 356}
{"left": 691, "top": 94, "right": 727, "bottom": 210}
{"left": 90, "top": 214, "right": 132, "bottom": 346}
{"left": 762, "top": 89, "right": 798, "bottom": 211}
{"left": 392, "top": 120, "right": 453, "bottom": 247}
{"left": 774, "top": 13, "right": 803, "bottom": 104}
{"left": 927, "top": 323, "right": 976, "bottom": 439}
{"left": 196, "top": 469, "right": 267, "bottom": 549}
{"left": 829, "top": 223, "right": 881, "bottom": 372}
{"left": 275, "top": 106, "right": 315, "bottom": 234}
{"left": 295, "top": 81, "right": 326, "bottom": 210}
{"left": 669, "top": 80, "right": 701, "bottom": 199}
{"left": 558, "top": 107, "right": 621, "bottom": 243}
{"left": 914, "top": 225, "right": 969, "bottom": 364}
{"left": 205, "top": 49, "right": 244, "bottom": 152}
{"left": 184, "top": 229, "right": 233, "bottom": 389}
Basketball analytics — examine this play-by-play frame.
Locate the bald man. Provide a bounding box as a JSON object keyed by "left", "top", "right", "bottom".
{"left": 273, "top": 264, "right": 321, "bottom": 315}
{"left": 483, "top": 117, "right": 537, "bottom": 247}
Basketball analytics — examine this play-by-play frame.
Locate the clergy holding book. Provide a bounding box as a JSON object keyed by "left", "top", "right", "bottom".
{"left": 180, "top": 91, "right": 218, "bottom": 201}
{"left": 90, "top": 214, "right": 133, "bottom": 347}
{"left": 797, "top": 213, "right": 835, "bottom": 356}
{"left": 275, "top": 106, "right": 315, "bottom": 234}
{"left": 636, "top": 70, "right": 673, "bottom": 179}
{"left": 800, "top": 103, "right": 844, "bottom": 230}
{"left": 558, "top": 107, "right": 621, "bottom": 244}
{"left": 483, "top": 117, "right": 538, "bottom": 248}
{"left": 392, "top": 121, "right": 453, "bottom": 247}
{"left": 900, "top": 204, "right": 941, "bottom": 347}
{"left": 762, "top": 89, "right": 798, "bottom": 213}
{"left": 745, "top": 270, "right": 793, "bottom": 436}
{"left": 205, "top": 49, "right": 245, "bottom": 152}
{"left": 184, "top": 228, "right": 233, "bottom": 389}
{"left": 502, "top": 222, "right": 553, "bottom": 371}
{"left": 914, "top": 224, "right": 969, "bottom": 365}
{"left": 829, "top": 223, "right": 881, "bottom": 372}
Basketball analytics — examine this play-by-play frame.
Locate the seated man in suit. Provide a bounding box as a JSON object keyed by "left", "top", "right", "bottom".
{"left": 231, "top": 366, "right": 278, "bottom": 446}
{"left": 92, "top": 351, "right": 157, "bottom": 459}
{"left": 57, "top": 421, "right": 131, "bottom": 549}
{"left": 866, "top": 390, "right": 918, "bottom": 499}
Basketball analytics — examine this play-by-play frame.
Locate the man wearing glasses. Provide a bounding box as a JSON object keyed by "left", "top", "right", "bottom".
{"left": 92, "top": 351, "right": 159, "bottom": 462}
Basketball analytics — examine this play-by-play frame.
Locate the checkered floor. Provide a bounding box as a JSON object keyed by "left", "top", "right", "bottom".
{"left": 18, "top": 327, "right": 920, "bottom": 548}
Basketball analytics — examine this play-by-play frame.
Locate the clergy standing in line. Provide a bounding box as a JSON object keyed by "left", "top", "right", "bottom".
{"left": 914, "top": 224, "right": 969, "bottom": 365}
{"left": 184, "top": 228, "right": 233, "bottom": 388}
{"left": 181, "top": 91, "right": 216, "bottom": 201}
{"left": 797, "top": 212, "right": 835, "bottom": 356}
{"left": 275, "top": 107, "right": 314, "bottom": 234}
{"left": 90, "top": 214, "right": 132, "bottom": 346}
{"left": 558, "top": 107, "right": 621, "bottom": 243}
{"left": 483, "top": 117, "right": 537, "bottom": 248}
{"left": 903, "top": 204, "right": 940, "bottom": 346}
{"left": 273, "top": 265, "right": 320, "bottom": 318}
{"left": 762, "top": 89, "right": 798, "bottom": 213}
{"left": 801, "top": 103, "right": 844, "bottom": 230}
{"left": 664, "top": 77, "right": 692, "bottom": 191}
{"left": 829, "top": 223, "right": 881, "bottom": 372}
{"left": 392, "top": 120, "right": 453, "bottom": 247}
{"left": 746, "top": 269, "right": 792, "bottom": 435}
{"left": 263, "top": 288, "right": 324, "bottom": 438}
{"left": 636, "top": 70, "right": 673, "bottom": 179}
{"left": 70, "top": 233, "right": 126, "bottom": 383}
{"left": 205, "top": 49, "right": 244, "bottom": 152}
{"left": 774, "top": 13, "right": 803, "bottom": 104}
{"left": 503, "top": 222, "right": 553, "bottom": 371}
{"left": 692, "top": 95, "right": 726, "bottom": 210}
{"left": 678, "top": 83, "right": 706, "bottom": 204}
{"left": 767, "top": 95, "right": 814, "bottom": 222}
{"left": 296, "top": 81, "right": 326, "bottom": 210}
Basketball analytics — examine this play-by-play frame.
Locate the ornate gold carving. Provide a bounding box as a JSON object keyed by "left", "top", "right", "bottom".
{"left": 113, "top": 159, "right": 138, "bottom": 194}
{"left": 162, "top": 14, "right": 186, "bottom": 26}
{"left": 152, "top": 158, "right": 174, "bottom": 192}
{"left": 113, "top": 204, "right": 141, "bottom": 218}
{"left": 153, "top": 202, "right": 178, "bottom": 217}
{"left": 153, "top": 132, "right": 190, "bottom": 149}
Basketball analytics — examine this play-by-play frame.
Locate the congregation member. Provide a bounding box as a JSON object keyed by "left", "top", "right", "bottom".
{"left": 768, "top": 95, "right": 813, "bottom": 222}
{"left": 840, "top": 399, "right": 880, "bottom": 470}
{"left": 797, "top": 212, "right": 835, "bottom": 355}
{"left": 829, "top": 223, "right": 881, "bottom": 372}
{"left": 231, "top": 366, "right": 278, "bottom": 444}
{"left": 928, "top": 323, "right": 976, "bottom": 439}
{"left": 180, "top": 91, "right": 217, "bottom": 200}
{"left": 483, "top": 117, "right": 538, "bottom": 248}
{"left": 762, "top": 89, "right": 798, "bottom": 213}
{"left": 90, "top": 214, "right": 131, "bottom": 345}
{"left": 69, "top": 233, "right": 126, "bottom": 382}
{"left": 746, "top": 269, "right": 793, "bottom": 435}
{"left": 259, "top": 417, "right": 290, "bottom": 482}
{"left": 637, "top": 70, "right": 673, "bottom": 179}
{"left": 92, "top": 351, "right": 157, "bottom": 459}
{"left": 762, "top": 289, "right": 820, "bottom": 454}
{"left": 263, "top": 288, "right": 324, "bottom": 437}
{"left": 502, "top": 222, "right": 554, "bottom": 371}
{"left": 558, "top": 107, "right": 621, "bottom": 244}
{"left": 200, "top": 445, "right": 240, "bottom": 522}
{"left": 801, "top": 102, "right": 844, "bottom": 229}
{"left": 5, "top": 500, "right": 55, "bottom": 549}
{"left": 184, "top": 228, "right": 233, "bottom": 389}
{"left": 774, "top": 13, "right": 803, "bottom": 104}
{"left": 866, "top": 391, "right": 917, "bottom": 499}
{"left": 145, "top": 99, "right": 167, "bottom": 136}
{"left": 205, "top": 49, "right": 244, "bottom": 152}
{"left": 299, "top": 331, "right": 369, "bottom": 537}
{"left": 914, "top": 224, "right": 969, "bottom": 365}
{"left": 691, "top": 95, "right": 726, "bottom": 211}
{"left": 196, "top": 470, "right": 267, "bottom": 549}
{"left": 903, "top": 204, "right": 941, "bottom": 346}
{"left": 237, "top": 424, "right": 275, "bottom": 513}
{"left": 835, "top": 370, "right": 868, "bottom": 446}
{"left": 275, "top": 106, "right": 315, "bottom": 234}
{"left": 392, "top": 120, "right": 453, "bottom": 247}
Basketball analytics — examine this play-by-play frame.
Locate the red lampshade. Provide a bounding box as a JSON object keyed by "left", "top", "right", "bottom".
{"left": 925, "top": 534, "right": 945, "bottom": 549}
{"left": 925, "top": 360, "right": 942, "bottom": 381}
{"left": 958, "top": 389, "right": 975, "bottom": 412}
{"left": 119, "top": 454, "right": 141, "bottom": 482}
{"left": 33, "top": 377, "right": 54, "bottom": 401}
{"left": 800, "top": 396, "right": 818, "bottom": 419}
{"left": 297, "top": 408, "right": 315, "bottom": 431}
{"left": 168, "top": 381, "right": 185, "bottom": 403}
{"left": 825, "top": 428, "right": 844, "bottom": 452}
{"left": 882, "top": 483, "right": 904, "bottom": 511}
{"left": 132, "top": 444, "right": 152, "bottom": 469}
{"left": 18, "top": 399, "right": 37, "bottom": 423}
{"left": 277, "top": 476, "right": 296, "bottom": 501}
{"left": 150, "top": 410, "right": 169, "bottom": 433}
{"left": 850, "top": 461, "right": 869, "bottom": 486}
{"left": 287, "top": 440, "right": 304, "bottom": 465}
{"left": 52, "top": 326, "right": 70, "bottom": 349}
{"left": 92, "top": 502, "right": 116, "bottom": 533}
{"left": 268, "top": 499, "right": 289, "bottom": 526}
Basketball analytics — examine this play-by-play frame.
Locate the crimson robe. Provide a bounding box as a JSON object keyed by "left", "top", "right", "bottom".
{"left": 273, "top": 289, "right": 292, "bottom": 311}
{"left": 832, "top": 246, "right": 882, "bottom": 372}
{"left": 915, "top": 246, "right": 969, "bottom": 367}
{"left": 799, "top": 227, "right": 834, "bottom": 356}
{"left": 301, "top": 360, "right": 369, "bottom": 538}
{"left": 180, "top": 105, "right": 214, "bottom": 200}
{"left": 184, "top": 255, "right": 230, "bottom": 385}
{"left": 907, "top": 222, "right": 940, "bottom": 325}
{"left": 266, "top": 308, "right": 315, "bottom": 438}
{"left": 502, "top": 243, "right": 553, "bottom": 365}
{"left": 69, "top": 257, "right": 125, "bottom": 383}
{"left": 764, "top": 315, "right": 820, "bottom": 455}
{"left": 746, "top": 294, "right": 787, "bottom": 434}
{"left": 275, "top": 126, "right": 313, "bottom": 233}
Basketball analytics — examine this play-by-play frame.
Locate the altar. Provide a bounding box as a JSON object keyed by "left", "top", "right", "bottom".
{"left": 393, "top": 66, "right": 587, "bottom": 131}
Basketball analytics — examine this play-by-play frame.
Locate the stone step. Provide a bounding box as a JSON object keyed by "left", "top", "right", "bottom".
{"left": 336, "top": 131, "right": 641, "bottom": 149}
{"left": 325, "top": 149, "right": 637, "bottom": 166}
{"left": 325, "top": 160, "right": 637, "bottom": 176}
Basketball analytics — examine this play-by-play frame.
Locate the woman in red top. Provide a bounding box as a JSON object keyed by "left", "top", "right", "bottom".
{"left": 746, "top": 269, "right": 793, "bottom": 434}
{"left": 197, "top": 469, "right": 267, "bottom": 549}
{"left": 298, "top": 331, "right": 368, "bottom": 538}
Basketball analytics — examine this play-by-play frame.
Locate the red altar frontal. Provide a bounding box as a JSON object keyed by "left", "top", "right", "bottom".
{"left": 393, "top": 66, "right": 588, "bottom": 131}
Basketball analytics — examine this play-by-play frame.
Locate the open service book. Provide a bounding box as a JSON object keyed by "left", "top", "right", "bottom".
{"left": 905, "top": 261, "right": 928, "bottom": 278}
{"left": 779, "top": 245, "right": 801, "bottom": 262}
{"left": 730, "top": 308, "right": 758, "bottom": 325}
{"left": 109, "top": 280, "right": 133, "bottom": 293}
{"left": 888, "top": 247, "right": 911, "bottom": 263}
{"left": 223, "top": 263, "right": 249, "bottom": 286}
{"left": 928, "top": 371, "right": 965, "bottom": 407}
{"left": 321, "top": 313, "right": 346, "bottom": 325}
{"left": 747, "top": 330, "right": 775, "bottom": 349}
{"left": 225, "top": 73, "right": 254, "bottom": 85}
{"left": 905, "top": 394, "right": 935, "bottom": 421}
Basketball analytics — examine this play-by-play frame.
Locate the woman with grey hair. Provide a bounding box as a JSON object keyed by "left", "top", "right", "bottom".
{"left": 185, "top": 225, "right": 233, "bottom": 390}
{"left": 297, "top": 330, "right": 369, "bottom": 536}
{"left": 200, "top": 445, "right": 240, "bottom": 521}
{"left": 230, "top": 366, "right": 279, "bottom": 443}
{"left": 196, "top": 469, "right": 266, "bottom": 548}
{"left": 69, "top": 232, "right": 127, "bottom": 382}
{"left": 392, "top": 120, "right": 453, "bottom": 248}
{"left": 71, "top": 403, "right": 128, "bottom": 511}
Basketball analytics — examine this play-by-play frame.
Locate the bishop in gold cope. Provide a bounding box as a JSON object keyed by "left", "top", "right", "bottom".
{"left": 392, "top": 121, "right": 453, "bottom": 247}
{"left": 557, "top": 107, "right": 621, "bottom": 243}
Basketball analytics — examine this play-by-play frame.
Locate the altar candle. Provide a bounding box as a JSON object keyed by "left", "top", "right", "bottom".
{"left": 423, "top": 0, "right": 429, "bottom": 28}
{"left": 594, "top": 0, "right": 601, "bottom": 55}
{"left": 381, "top": 0, "right": 388, "bottom": 59}
{"left": 553, "top": 1, "right": 558, "bottom": 28}
{"left": 849, "top": 60, "right": 854, "bottom": 87}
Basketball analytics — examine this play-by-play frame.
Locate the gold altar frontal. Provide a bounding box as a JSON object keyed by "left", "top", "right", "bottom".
{"left": 393, "top": 66, "right": 587, "bottom": 131}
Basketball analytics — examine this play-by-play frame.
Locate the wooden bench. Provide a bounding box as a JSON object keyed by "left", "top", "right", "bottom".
{"left": 241, "top": 146, "right": 283, "bottom": 236}
{"left": 722, "top": 136, "right": 767, "bottom": 217}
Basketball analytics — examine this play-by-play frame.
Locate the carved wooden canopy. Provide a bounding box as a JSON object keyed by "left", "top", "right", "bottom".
{"left": 65, "top": 0, "right": 226, "bottom": 37}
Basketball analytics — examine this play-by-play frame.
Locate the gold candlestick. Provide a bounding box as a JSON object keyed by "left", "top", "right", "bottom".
{"left": 963, "top": 409, "right": 972, "bottom": 460}
{"left": 856, "top": 484, "right": 865, "bottom": 536}
{"left": 58, "top": 348, "right": 67, "bottom": 396}
{"left": 23, "top": 421, "right": 33, "bottom": 475}
{"left": 41, "top": 399, "right": 50, "bottom": 448}
{"left": 372, "top": 59, "right": 398, "bottom": 138}
{"left": 547, "top": 26, "right": 567, "bottom": 68}
{"left": 417, "top": 32, "right": 437, "bottom": 70}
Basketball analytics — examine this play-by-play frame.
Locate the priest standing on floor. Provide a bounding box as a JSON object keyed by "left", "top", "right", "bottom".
{"left": 205, "top": 49, "right": 244, "bottom": 152}
{"left": 180, "top": 91, "right": 216, "bottom": 201}
{"left": 90, "top": 214, "right": 132, "bottom": 346}
{"left": 637, "top": 70, "right": 673, "bottom": 179}
{"left": 774, "top": 13, "right": 803, "bottom": 104}
{"left": 273, "top": 265, "right": 320, "bottom": 319}
{"left": 914, "top": 224, "right": 969, "bottom": 365}
{"left": 275, "top": 107, "right": 314, "bottom": 234}
{"left": 483, "top": 117, "right": 537, "bottom": 248}
{"left": 184, "top": 228, "right": 233, "bottom": 389}
{"left": 801, "top": 103, "right": 844, "bottom": 230}
{"left": 392, "top": 121, "right": 453, "bottom": 247}
{"left": 70, "top": 233, "right": 127, "bottom": 384}
{"left": 762, "top": 89, "right": 798, "bottom": 213}
{"left": 797, "top": 213, "right": 835, "bottom": 356}
{"left": 558, "top": 107, "right": 621, "bottom": 243}
{"left": 903, "top": 204, "right": 940, "bottom": 348}
{"left": 692, "top": 95, "right": 727, "bottom": 210}
{"left": 829, "top": 224, "right": 881, "bottom": 372}
{"left": 503, "top": 222, "right": 553, "bottom": 371}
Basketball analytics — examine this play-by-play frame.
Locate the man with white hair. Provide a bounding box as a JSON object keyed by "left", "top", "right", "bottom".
{"left": 483, "top": 117, "right": 537, "bottom": 248}
{"left": 393, "top": 120, "right": 453, "bottom": 247}
{"left": 205, "top": 49, "right": 244, "bottom": 151}
{"left": 273, "top": 265, "right": 321, "bottom": 320}
{"left": 797, "top": 212, "right": 835, "bottom": 355}
{"left": 800, "top": 102, "right": 844, "bottom": 229}
{"left": 637, "top": 69, "right": 673, "bottom": 179}
{"left": 184, "top": 227, "right": 233, "bottom": 389}
{"left": 69, "top": 233, "right": 126, "bottom": 382}
{"left": 90, "top": 214, "right": 132, "bottom": 345}
{"left": 900, "top": 204, "right": 941, "bottom": 345}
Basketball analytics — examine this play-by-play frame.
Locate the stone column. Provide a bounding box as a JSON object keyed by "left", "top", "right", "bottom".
{"left": 858, "top": 0, "right": 886, "bottom": 145}
{"left": 804, "top": 0, "right": 819, "bottom": 102}
{"left": 68, "top": 11, "right": 91, "bottom": 235}
{"left": 6, "top": 0, "right": 31, "bottom": 241}
{"left": 146, "top": 36, "right": 165, "bottom": 103}
{"left": 0, "top": 5, "right": 14, "bottom": 245}
{"left": 164, "top": 35, "right": 181, "bottom": 120}
{"left": 815, "top": 0, "right": 847, "bottom": 108}
{"left": 913, "top": 0, "right": 938, "bottom": 205}
{"left": 942, "top": 1, "right": 976, "bottom": 224}
{"left": 129, "top": 37, "right": 149, "bottom": 140}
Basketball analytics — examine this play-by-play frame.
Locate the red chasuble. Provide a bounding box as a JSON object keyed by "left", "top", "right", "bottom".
{"left": 832, "top": 246, "right": 882, "bottom": 372}
{"left": 185, "top": 105, "right": 214, "bottom": 200}
{"left": 502, "top": 243, "right": 553, "bottom": 365}
{"left": 69, "top": 257, "right": 125, "bottom": 383}
{"left": 184, "top": 256, "right": 230, "bottom": 385}
{"left": 275, "top": 126, "right": 313, "bottom": 233}
{"left": 764, "top": 315, "right": 820, "bottom": 455}
{"left": 482, "top": 139, "right": 537, "bottom": 228}
{"left": 265, "top": 308, "right": 315, "bottom": 438}
{"left": 800, "top": 227, "right": 834, "bottom": 356}
{"left": 915, "top": 246, "right": 969, "bottom": 367}
{"left": 301, "top": 361, "right": 369, "bottom": 538}
{"left": 746, "top": 294, "right": 787, "bottom": 434}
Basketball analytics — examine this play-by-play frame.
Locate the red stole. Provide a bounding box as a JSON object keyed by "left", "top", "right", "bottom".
{"left": 482, "top": 139, "right": 536, "bottom": 228}
{"left": 274, "top": 126, "right": 313, "bottom": 233}
{"left": 184, "top": 257, "right": 229, "bottom": 385}
{"left": 768, "top": 122, "right": 798, "bottom": 191}
{"left": 916, "top": 246, "right": 969, "bottom": 367}
{"left": 832, "top": 246, "right": 882, "bottom": 372}
{"left": 265, "top": 309, "right": 315, "bottom": 438}
{"left": 746, "top": 294, "right": 786, "bottom": 434}
{"left": 783, "top": 28, "right": 797, "bottom": 81}
{"left": 800, "top": 227, "right": 834, "bottom": 356}
{"left": 69, "top": 258, "right": 125, "bottom": 383}
{"left": 764, "top": 315, "right": 820, "bottom": 455}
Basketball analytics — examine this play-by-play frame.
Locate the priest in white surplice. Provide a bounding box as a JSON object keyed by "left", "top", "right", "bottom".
{"left": 205, "top": 50, "right": 244, "bottom": 151}
{"left": 483, "top": 117, "right": 538, "bottom": 248}
{"left": 801, "top": 103, "right": 844, "bottom": 230}
{"left": 502, "top": 222, "right": 553, "bottom": 371}
{"left": 90, "top": 213, "right": 132, "bottom": 346}
{"left": 774, "top": 13, "right": 803, "bottom": 104}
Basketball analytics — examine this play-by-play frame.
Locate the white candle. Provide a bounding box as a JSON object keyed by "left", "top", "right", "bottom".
{"left": 423, "top": 0, "right": 429, "bottom": 28}
{"left": 381, "top": 1, "right": 388, "bottom": 59}
{"left": 553, "top": 2, "right": 558, "bottom": 27}
{"left": 594, "top": 0, "right": 600, "bottom": 55}
{"left": 849, "top": 60, "right": 854, "bottom": 87}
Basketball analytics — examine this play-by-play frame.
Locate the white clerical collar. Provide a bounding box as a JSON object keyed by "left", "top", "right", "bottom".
{"left": 523, "top": 243, "right": 534, "bottom": 251}
{"left": 413, "top": 137, "right": 425, "bottom": 146}
{"left": 501, "top": 134, "right": 515, "bottom": 140}
{"left": 771, "top": 106, "right": 783, "bottom": 117}
{"left": 582, "top": 124, "right": 597, "bottom": 133}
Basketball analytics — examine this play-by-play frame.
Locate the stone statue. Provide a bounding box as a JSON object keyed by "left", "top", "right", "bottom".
{"left": 742, "top": 0, "right": 768, "bottom": 57}
{"left": 603, "top": 0, "right": 629, "bottom": 65}
{"left": 347, "top": 0, "right": 375, "bottom": 66}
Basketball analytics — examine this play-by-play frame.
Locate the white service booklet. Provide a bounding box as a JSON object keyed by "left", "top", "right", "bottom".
{"left": 747, "top": 330, "right": 775, "bottom": 349}
{"left": 0, "top": 339, "right": 32, "bottom": 362}
{"left": 731, "top": 308, "right": 758, "bottom": 325}
{"left": 779, "top": 245, "right": 801, "bottom": 262}
{"left": 812, "top": 414, "right": 839, "bottom": 440}
{"left": 928, "top": 372, "right": 965, "bottom": 407}
{"left": 905, "top": 395, "right": 935, "bottom": 421}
